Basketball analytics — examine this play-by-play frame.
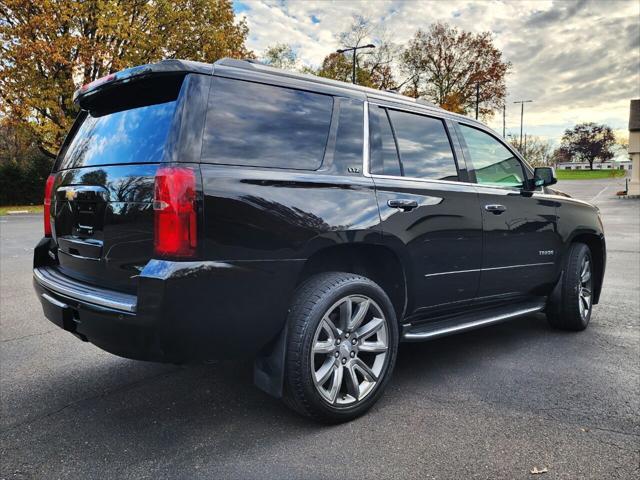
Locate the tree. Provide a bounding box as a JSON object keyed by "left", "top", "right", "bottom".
{"left": 315, "top": 15, "right": 397, "bottom": 90}
{"left": 614, "top": 132, "right": 630, "bottom": 159}
{"left": 551, "top": 146, "right": 572, "bottom": 166}
{"left": 399, "top": 23, "right": 511, "bottom": 117}
{"left": 0, "top": 0, "right": 252, "bottom": 157}
{"left": 262, "top": 43, "right": 298, "bottom": 71}
{"left": 0, "top": 119, "right": 52, "bottom": 205}
{"left": 507, "top": 135, "right": 554, "bottom": 167}
{"left": 316, "top": 52, "right": 373, "bottom": 85}
{"left": 557, "top": 123, "right": 616, "bottom": 170}
{"left": 362, "top": 32, "right": 397, "bottom": 90}
{"left": 337, "top": 16, "right": 397, "bottom": 90}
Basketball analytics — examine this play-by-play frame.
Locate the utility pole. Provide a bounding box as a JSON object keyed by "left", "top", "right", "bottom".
{"left": 513, "top": 100, "right": 533, "bottom": 149}
{"left": 336, "top": 44, "right": 376, "bottom": 85}
{"left": 502, "top": 104, "right": 506, "bottom": 137}
{"left": 475, "top": 82, "right": 480, "bottom": 120}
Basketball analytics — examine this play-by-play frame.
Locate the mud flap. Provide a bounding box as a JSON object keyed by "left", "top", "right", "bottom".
{"left": 545, "top": 270, "right": 564, "bottom": 314}
{"left": 253, "top": 326, "right": 288, "bottom": 398}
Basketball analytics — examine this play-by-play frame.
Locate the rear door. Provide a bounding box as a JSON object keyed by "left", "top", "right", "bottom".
{"left": 456, "top": 123, "right": 560, "bottom": 300}
{"left": 49, "top": 73, "right": 205, "bottom": 292}
{"left": 369, "top": 104, "right": 483, "bottom": 317}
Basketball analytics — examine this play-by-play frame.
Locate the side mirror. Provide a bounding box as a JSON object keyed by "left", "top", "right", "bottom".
{"left": 533, "top": 167, "right": 557, "bottom": 187}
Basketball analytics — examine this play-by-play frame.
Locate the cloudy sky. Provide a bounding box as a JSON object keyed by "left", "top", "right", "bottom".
{"left": 233, "top": 0, "right": 639, "bottom": 145}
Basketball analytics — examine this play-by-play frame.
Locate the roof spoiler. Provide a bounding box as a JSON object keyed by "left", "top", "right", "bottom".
{"left": 73, "top": 59, "right": 212, "bottom": 109}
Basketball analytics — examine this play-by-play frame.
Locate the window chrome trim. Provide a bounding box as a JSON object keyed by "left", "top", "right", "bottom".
{"left": 423, "top": 262, "right": 555, "bottom": 278}
{"left": 368, "top": 172, "right": 478, "bottom": 188}
{"left": 362, "top": 101, "right": 556, "bottom": 196}
{"left": 363, "top": 100, "right": 519, "bottom": 191}
{"left": 363, "top": 100, "right": 370, "bottom": 177}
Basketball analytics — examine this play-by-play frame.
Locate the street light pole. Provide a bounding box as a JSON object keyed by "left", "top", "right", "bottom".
{"left": 475, "top": 82, "right": 480, "bottom": 120}
{"left": 336, "top": 44, "right": 376, "bottom": 85}
{"left": 353, "top": 51, "right": 357, "bottom": 85}
{"left": 513, "top": 100, "right": 533, "bottom": 149}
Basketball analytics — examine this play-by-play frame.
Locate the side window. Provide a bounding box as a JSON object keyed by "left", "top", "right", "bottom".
{"left": 369, "top": 106, "right": 402, "bottom": 176}
{"left": 386, "top": 109, "right": 458, "bottom": 181}
{"left": 333, "top": 99, "right": 363, "bottom": 170}
{"left": 202, "top": 77, "right": 333, "bottom": 170}
{"left": 459, "top": 124, "right": 525, "bottom": 188}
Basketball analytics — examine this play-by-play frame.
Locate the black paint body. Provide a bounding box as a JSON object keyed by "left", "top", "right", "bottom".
{"left": 34, "top": 59, "right": 606, "bottom": 367}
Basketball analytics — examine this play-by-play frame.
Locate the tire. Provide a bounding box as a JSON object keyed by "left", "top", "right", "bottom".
{"left": 547, "top": 243, "right": 594, "bottom": 331}
{"left": 283, "top": 272, "right": 399, "bottom": 423}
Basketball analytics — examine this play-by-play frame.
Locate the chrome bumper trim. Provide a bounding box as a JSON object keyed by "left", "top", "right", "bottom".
{"left": 34, "top": 267, "right": 137, "bottom": 313}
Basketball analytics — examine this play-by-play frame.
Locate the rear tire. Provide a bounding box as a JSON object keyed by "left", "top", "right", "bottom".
{"left": 547, "top": 243, "right": 594, "bottom": 331}
{"left": 283, "top": 272, "right": 398, "bottom": 423}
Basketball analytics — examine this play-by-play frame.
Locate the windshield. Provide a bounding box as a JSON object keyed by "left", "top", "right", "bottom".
{"left": 58, "top": 100, "right": 177, "bottom": 170}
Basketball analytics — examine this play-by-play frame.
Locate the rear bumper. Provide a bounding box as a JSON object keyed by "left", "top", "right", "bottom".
{"left": 33, "top": 240, "right": 303, "bottom": 363}
{"left": 33, "top": 274, "right": 160, "bottom": 361}
{"left": 34, "top": 267, "right": 137, "bottom": 312}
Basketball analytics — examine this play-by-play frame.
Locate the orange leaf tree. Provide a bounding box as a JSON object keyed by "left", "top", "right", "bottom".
{"left": 0, "top": 0, "right": 252, "bottom": 157}
{"left": 400, "top": 22, "right": 511, "bottom": 117}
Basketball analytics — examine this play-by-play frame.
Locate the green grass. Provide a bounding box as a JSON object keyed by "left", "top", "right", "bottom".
{"left": 0, "top": 205, "right": 43, "bottom": 216}
{"left": 556, "top": 169, "right": 627, "bottom": 180}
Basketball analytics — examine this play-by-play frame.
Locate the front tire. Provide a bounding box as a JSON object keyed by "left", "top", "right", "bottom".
{"left": 283, "top": 272, "right": 398, "bottom": 423}
{"left": 547, "top": 243, "right": 594, "bottom": 331}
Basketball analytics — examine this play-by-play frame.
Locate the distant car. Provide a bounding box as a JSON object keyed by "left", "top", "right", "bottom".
{"left": 33, "top": 59, "right": 606, "bottom": 422}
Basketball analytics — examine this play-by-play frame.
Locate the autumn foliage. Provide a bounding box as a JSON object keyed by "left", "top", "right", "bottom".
{"left": 0, "top": 0, "right": 252, "bottom": 157}
{"left": 400, "top": 23, "right": 511, "bottom": 116}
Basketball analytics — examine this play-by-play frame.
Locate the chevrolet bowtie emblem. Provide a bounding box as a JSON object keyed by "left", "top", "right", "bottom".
{"left": 65, "top": 189, "right": 77, "bottom": 201}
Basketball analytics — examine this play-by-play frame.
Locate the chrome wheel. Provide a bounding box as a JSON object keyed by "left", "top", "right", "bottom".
{"left": 578, "top": 257, "right": 592, "bottom": 320}
{"left": 310, "top": 295, "right": 389, "bottom": 406}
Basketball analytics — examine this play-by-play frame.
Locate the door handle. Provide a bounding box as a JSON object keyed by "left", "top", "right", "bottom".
{"left": 387, "top": 199, "right": 418, "bottom": 211}
{"left": 484, "top": 204, "right": 507, "bottom": 214}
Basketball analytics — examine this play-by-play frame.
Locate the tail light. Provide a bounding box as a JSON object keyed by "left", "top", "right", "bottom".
{"left": 43, "top": 174, "right": 55, "bottom": 237}
{"left": 153, "top": 166, "right": 197, "bottom": 258}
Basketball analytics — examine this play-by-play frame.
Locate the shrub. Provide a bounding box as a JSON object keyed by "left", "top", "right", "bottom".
{"left": 0, "top": 156, "right": 53, "bottom": 205}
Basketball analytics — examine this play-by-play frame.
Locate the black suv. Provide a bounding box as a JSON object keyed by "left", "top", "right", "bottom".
{"left": 33, "top": 59, "right": 606, "bottom": 422}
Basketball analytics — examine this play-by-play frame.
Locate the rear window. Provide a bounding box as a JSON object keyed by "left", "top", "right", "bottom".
{"left": 370, "top": 106, "right": 402, "bottom": 177}
{"left": 202, "top": 77, "right": 333, "bottom": 170}
{"left": 333, "top": 98, "right": 363, "bottom": 170}
{"left": 386, "top": 109, "right": 458, "bottom": 181}
{"left": 58, "top": 100, "right": 177, "bottom": 170}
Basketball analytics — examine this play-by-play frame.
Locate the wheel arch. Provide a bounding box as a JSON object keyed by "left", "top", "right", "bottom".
{"left": 254, "top": 242, "right": 408, "bottom": 399}
{"left": 296, "top": 243, "right": 408, "bottom": 322}
{"left": 567, "top": 231, "right": 606, "bottom": 304}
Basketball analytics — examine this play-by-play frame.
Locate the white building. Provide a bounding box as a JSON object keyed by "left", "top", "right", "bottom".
{"left": 629, "top": 99, "right": 640, "bottom": 196}
{"left": 556, "top": 160, "right": 633, "bottom": 171}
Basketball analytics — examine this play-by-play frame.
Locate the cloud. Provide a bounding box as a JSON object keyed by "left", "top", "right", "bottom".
{"left": 234, "top": 0, "right": 640, "bottom": 142}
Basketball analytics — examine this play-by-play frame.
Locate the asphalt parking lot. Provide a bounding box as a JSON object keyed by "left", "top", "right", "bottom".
{"left": 1, "top": 177, "right": 638, "bottom": 479}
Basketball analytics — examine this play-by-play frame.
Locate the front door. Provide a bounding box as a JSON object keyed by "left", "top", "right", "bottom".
{"left": 369, "top": 104, "right": 483, "bottom": 316}
{"left": 457, "top": 123, "right": 560, "bottom": 300}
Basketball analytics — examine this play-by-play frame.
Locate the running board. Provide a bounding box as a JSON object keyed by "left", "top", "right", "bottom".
{"left": 401, "top": 300, "right": 546, "bottom": 342}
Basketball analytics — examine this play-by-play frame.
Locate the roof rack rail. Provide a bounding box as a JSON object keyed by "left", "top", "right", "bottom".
{"left": 214, "top": 58, "right": 455, "bottom": 115}
{"left": 416, "top": 98, "right": 437, "bottom": 107}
